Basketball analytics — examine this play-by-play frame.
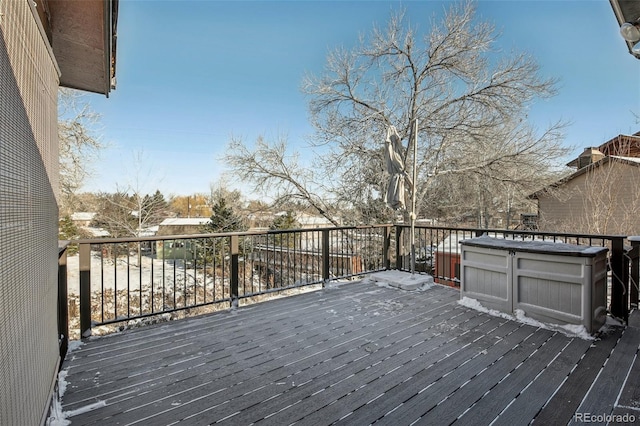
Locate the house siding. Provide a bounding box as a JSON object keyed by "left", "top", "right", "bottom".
{"left": 0, "top": 1, "right": 60, "bottom": 424}
{"left": 538, "top": 160, "right": 640, "bottom": 235}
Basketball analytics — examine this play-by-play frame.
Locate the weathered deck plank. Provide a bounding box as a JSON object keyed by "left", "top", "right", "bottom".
{"left": 316, "top": 317, "right": 525, "bottom": 426}
{"left": 533, "top": 327, "right": 623, "bottom": 425}
{"left": 127, "top": 295, "right": 468, "bottom": 424}
{"left": 240, "top": 308, "right": 486, "bottom": 425}
{"left": 489, "top": 337, "right": 592, "bottom": 426}
{"left": 569, "top": 326, "right": 639, "bottom": 426}
{"left": 59, "top": 280, "right": 633, "bottom": 425}
{"left": 373, "top": 321, "right": 535, "bottom": 425}
{"left": 67, "top": 285, "right": 457, "bottom": 422}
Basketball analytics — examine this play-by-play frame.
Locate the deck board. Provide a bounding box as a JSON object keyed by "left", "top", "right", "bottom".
{"left": 59, "top": 280, "right": 634, "bottom": 425}
{"left": 410, "top": 329, "right": 561, "bottom": 425}
{"left": 489, "top": 337, "right": 592, "bottom": 426}
{"left": 533, "top": 327, "right": 623, "bottom": 425}
{"left": 319, "top": 317, "right": 524, "bottom": 426}
{"left": 375, "top": 321, "right": 532, "bottom": 426}
{"left": 569, "top": 326, "right": 639, "bottom": 426}
{"left": 614, "top": 312, "right": 640, "bottom": 418}
{"left": 247, "top": 309, "right": 486, "bottom": 426}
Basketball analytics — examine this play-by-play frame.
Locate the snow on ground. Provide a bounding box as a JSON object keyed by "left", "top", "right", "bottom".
{"left": 459, "top": 296, "right": 596, "bottom": 340}
{"left": 64, "top": 253, "right": 242, "bottom": 339}
{"left": 65, "top": 253, "right": 207, "bottom": 295}
{"left": 64, "top": 252, "right": 323, "bottom": 339}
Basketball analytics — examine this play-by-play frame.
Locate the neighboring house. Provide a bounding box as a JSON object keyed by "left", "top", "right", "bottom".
{"left": 84, "top": 227, "right": 111, "bottom": 238}
{"left": 139, "top": 225, "right": 159, "bottom": 237}
{"left": 156, "top": 217, "right": 211, "bottom": 236}
{"left": 156, "top": 218, "right": 211, "bottom": 260}
{"left": 247, "top": 211, "right": 276, "bottom": 230}
{"left": 69, "top": 212, "right": 113, "bottom": 238}
{"left": 251, "top": 211, "right": 338, "bottom": 230}
{"left": 531, "top": 132, "right": 640, "bottom": 235}
{"left": 296, "top": 212, "right": 337, "bottom": 228}
{"left": 0, "top": 1, "right": 117, "bottom": 424}
{"left": 70, "top": 211, "right": 97, "bottom": 227}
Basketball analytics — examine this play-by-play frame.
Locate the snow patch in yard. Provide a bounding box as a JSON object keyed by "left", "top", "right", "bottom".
{"left": 459, "top": 296, "right": 595, "bottom": 340}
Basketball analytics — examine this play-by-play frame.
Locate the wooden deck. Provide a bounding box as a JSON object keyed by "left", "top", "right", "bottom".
{"left": 59, "top": 279, "right": 640, "bottom": 425}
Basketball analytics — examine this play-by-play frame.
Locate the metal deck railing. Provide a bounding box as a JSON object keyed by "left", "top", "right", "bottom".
{"left": 58, "top": 224, "right": 636, "bottom": 349}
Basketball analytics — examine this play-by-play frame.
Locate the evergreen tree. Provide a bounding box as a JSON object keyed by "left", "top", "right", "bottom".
{"left": 59, "top": 215, "right": 80, "bottom": 241}
{"left": 269, "top": 211, "right": 298, "bottom": 231}
{"left": 204, "top": 197, "right": 246, "bottom": 233}
{"left": 58, "top": 215, "right": 90, "bottom": 255}
{"left": 198, "top": 195, "right": 247, "bottom": 266}
{"left": 141, "top": 190, "right": 170, "bottom": 226}
{"left": 269, "top": 211, "right": 299, "bottom": 248}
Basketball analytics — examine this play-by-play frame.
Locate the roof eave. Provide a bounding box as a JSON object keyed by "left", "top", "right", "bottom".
{"left": 48, "top": 0, "right": 118, "bottom": 96}
{"left": 609, "top": 0, "right": 640, "bottom": 59}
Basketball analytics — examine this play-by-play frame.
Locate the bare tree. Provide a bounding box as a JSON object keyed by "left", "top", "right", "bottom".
{"left": 93, "top": 151, "right": 169, "bottom": 240}
{"left": 225, "top": 134, "right": 341, "bottom": 227}
{"left": 170, "top": 193, "right": 210, "bottom": 218}
{"left": 58, "top": 88, "right": 105, "bottom": 214}
{"left": 227, "top": 2, "right": 570, "bottom": 224}
{"left": 93, "top": 190, "right": 169, "bottom": 238}
{"left": 433, "top": 123, "right": 570, "bottom": 227}
{"left": 208, "top": 179, "right": 245, "bottom": 215}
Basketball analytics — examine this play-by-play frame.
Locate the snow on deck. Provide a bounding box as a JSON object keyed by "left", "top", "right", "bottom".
{"left": 52, "top": 279, "right": 639, "bottom": 425}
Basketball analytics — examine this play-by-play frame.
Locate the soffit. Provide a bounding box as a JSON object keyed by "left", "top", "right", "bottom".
{"left": 610, "top": 0, "right": 640, "bottom": 59}
{"left": 47, "top": 0, "right": 117, "bottom": 96}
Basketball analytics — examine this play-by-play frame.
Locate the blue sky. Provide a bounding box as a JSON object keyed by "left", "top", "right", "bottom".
{"left": 84, "top": 0, "right": 640, "bottom": 197}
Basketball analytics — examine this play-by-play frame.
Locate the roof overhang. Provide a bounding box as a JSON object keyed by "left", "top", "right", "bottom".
{"left": 47, "top": 0, "right": 118, "bottom": 96}
{"left": 609, "top": 0, "right": 640, "bottom": 59}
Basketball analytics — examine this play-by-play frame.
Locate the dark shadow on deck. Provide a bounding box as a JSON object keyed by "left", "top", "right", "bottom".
{"left": 59, "top": 280, "right": 639, "bottom": 425}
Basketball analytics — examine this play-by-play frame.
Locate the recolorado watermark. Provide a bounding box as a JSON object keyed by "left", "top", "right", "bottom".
{"left": 574, "top": 412, "right": 636, "bottom": 423}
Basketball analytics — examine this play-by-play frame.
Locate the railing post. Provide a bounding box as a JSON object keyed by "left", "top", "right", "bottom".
{"left": 628, "top": 236, "right": 640, "bottom": 309}
{"left": 610, "top": 237, "right": 629, "bottom": 322}
{"left": 79, "top": 242, "right": 92, "bottom": 338}
{"left": 395, "top": 225, "right": 403, "bottom": 270}
{"left": 383, "top": 225, "right": 392, "bottom": 270}
{"left": 322, "top": 229, "right": 330, "bottom": 286}
{"left": 230, "top": 235, "right": 239, "bottom": 307}
{"left": 58, "top": 242, "right": 69, "bottom": 363}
